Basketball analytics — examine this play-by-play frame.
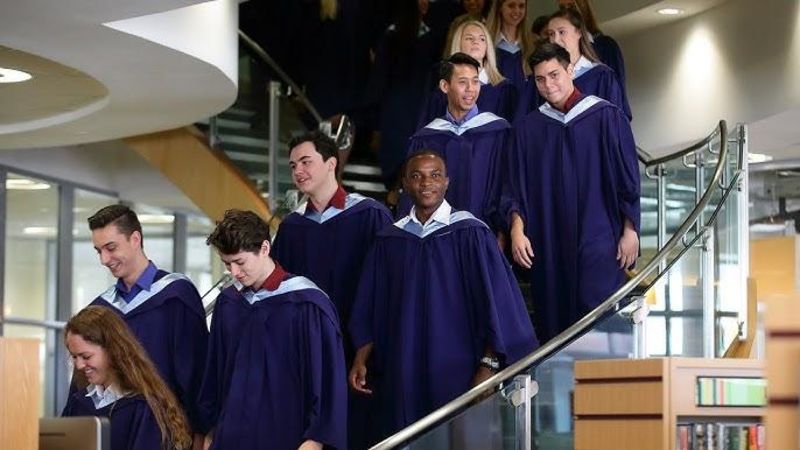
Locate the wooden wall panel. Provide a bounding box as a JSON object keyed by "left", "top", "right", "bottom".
{"left": 0, "top": 338, "right": 40, "bottom": 450}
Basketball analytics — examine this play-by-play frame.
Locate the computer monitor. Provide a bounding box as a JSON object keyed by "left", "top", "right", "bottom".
{"left": 39, "top": 417, "right": 110, "bottom": 450}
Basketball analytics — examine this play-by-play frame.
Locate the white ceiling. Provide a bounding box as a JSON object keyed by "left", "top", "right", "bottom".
{"left": 0, "top": 0, "right": 237, "bottom": 150}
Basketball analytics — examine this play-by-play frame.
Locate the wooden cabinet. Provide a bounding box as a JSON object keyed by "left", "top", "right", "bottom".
{"left": 573, "top": 357, "right": 764, "bottom": 450}
{"left": 0, "top": 337, "right": 40, "bottom": 450}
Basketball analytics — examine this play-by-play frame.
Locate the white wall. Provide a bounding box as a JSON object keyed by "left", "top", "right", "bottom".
{"left": 617, "top": 0, "right": 800, "bottom": 154}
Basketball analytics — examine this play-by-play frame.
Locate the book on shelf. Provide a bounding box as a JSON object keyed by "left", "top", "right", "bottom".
{"left": 695, "top": 376, "right": 766, "bottom": 407}
{"left": 676, "top": 422, "right": 764, "bottom": 450}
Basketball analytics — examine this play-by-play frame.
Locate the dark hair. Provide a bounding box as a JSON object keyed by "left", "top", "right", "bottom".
{"left": 531, "top": 14, "right": 550, "bottom": 37}
{"left": 402, "top": 149, "right": 447, "bottom": 178}
{"left": 66, "top": 306, "right": 192, "bottom": 450}
{"left": 288, "top": 130, "right": 338, "bottom": 162}
{"left": 527, "top": 41, "right": 572, "bottom": 72}
{"left": 439, "top": 52, "right": 481, "bottom": 83}
{"left": 88, "top": 204, "right": 143, "bottom": 242}
{"left": 548, "top": 7, "right": 599, "bottom": 62}
{"left": 563, "top": 0, "right": 601, "bottom": 35}
{"left": 206, "top": 209, "right": 271, "bottom": 255}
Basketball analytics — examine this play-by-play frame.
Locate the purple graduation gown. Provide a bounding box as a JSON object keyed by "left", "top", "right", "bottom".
{"left": 402, "top": 112, "right": 511, "bottom": 229}
{"left": 514, "top": 62, "right": 631, "bottom": 122}
{"left": 591, "top": 33, "right": 626, "bottom": 89}
{"left": 504, "top": 95, "right": 640, "bottom": 342}
{"left": 417, "top": 79, "right": 518, "bottom": 130}
{"left": 349, "top": 212, "right": 538, "bottom": 441}
{"left": 495, "top": 46, "right": 526, "bottom": 93}
{"left": 198, "top": 277, "right": 347, "bottom": 450}
{"left": 62, "top": 392, "right": 164, "bottom": 450}
{"left": 272, "top": 195, "right": 392, "bottom": 450}
{"left": 88, "top": 271, "right": 208, "bottom": 433}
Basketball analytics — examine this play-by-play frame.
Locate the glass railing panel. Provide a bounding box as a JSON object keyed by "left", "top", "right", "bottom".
{"left": 402, "top": 387, "right": 529, "bottom": 450}
{"left": 530, "top": 306, "right": 636, "bottom": 449}
{"left": 639, "top": 161, "right": 659, "bottom": 265}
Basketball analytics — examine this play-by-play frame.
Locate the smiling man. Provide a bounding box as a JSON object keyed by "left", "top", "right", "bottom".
{"left": 348, "top": 151, "right": 538, "bottom": 444}
{"left": 85, "top": 204, "right": 208, "bottom": 446}
{"left": 403, "top": 52, "right": 512, "bottom": 231}
{"left": 504, "top": 42, "right": 640, "bottom": 342}
{"left": 199, "top": 209, "right": 346, "bottom": 450}
{"left": 272, "top": 131, "right": 391, "bottom": 450}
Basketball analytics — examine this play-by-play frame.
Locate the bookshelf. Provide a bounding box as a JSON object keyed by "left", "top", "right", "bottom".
{"left": 573, "top": 357, "right": 764, "bottom": 450}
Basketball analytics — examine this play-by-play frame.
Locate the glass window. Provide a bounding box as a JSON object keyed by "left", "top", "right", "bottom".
{"left": 186, "top": 215, "right": 219, "bottom": 299}
{"left": 134, "top": 206, "right": 174, "bottom": 272}
{"left": 72, "top": 190, "right": 118, "bottom": 313}
{"left": 3, "top": 173, "right": 60, "bottom": 415}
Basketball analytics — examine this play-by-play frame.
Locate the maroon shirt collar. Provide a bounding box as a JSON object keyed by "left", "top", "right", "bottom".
{"left": 260, "top": 262, "right": 287, "bottom": 291}
{"left": 305, "top": 185, "right": 347, "bottom": 214}
{"left": 558, "top": 87, "right": 583, "bottom": 113}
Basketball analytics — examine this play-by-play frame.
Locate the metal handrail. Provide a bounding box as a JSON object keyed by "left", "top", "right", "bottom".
{"left": 1, "top": 316, "right": 66, "bottom": 330}
{"left": 238, "top": 31, "right": 323, "bottom": 124}
{"left": 370, "top": 120, "right": 732, "bottom": 449}
{"left": 645, "top": 126, "right": 722, "bottom": 167}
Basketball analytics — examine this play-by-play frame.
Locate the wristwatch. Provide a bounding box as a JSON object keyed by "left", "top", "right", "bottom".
{"left": 479, "top": 356, "right": 500, "bottom": 372}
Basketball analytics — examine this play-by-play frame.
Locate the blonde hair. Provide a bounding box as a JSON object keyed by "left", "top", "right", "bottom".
{"left": 66, "top": 306, "right": 192, "bottom": 450}
{"left": 320, "top": 0, "right": 338, "bottom": 21}
{"left": 449, "top": 20, "right": 506, "bottom": 86}
{"left": 486, "top": 0, "right": 534, "bottom": 76}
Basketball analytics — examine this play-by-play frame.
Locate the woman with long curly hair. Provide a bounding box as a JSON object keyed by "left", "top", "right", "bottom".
{"left": 62, "top": 306, "right": 192, "bottom": 450}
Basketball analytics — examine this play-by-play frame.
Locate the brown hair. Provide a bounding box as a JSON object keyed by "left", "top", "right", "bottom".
{"left": 206, "top": 209, "right": 271, "bottom": 255}
{"left": 65, "top": 306, "right": 192, "bottom": 450}
{"left": 548, "top": 7, "right": 599, "bottom": 62}
{"left": 560, "top": 0, "right": 601, "bottom": 35}
{"left": 486, "top": 0, "right": 534, "bottom": 76}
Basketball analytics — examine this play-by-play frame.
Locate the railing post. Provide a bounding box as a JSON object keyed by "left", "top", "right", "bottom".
{"left": 702, "top": 227, "right": 716, "bottom": 357}
{"left": 503, "top": 374, "right": 538, "bottom": 450}
{"left": 736, "top": 124, "right": 749, "bottom": 341}
{"left": 268, "top": 81, "right": 281, "bottom": 210}
{"left": 657, "top": 164, "right": 667, "bottom": 252}
{"left": 208, "top": 116, "right": 220, "bottom": 149}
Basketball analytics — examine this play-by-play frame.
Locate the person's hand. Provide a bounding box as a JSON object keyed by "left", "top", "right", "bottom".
{"left": 496, "top": 231, "right": 507, "bottom": 251}
{"left": 297, "top": 440, "right": 323, "bottom": 450}
{"left": 510, "top": 231, "right": 534, "bottom": 268}
{"left": 349, "top": 361, "right": 372, "bottom": 395}
{"left": 471, "top": 365, "right": 494, "bottom": 387}
{"left": 617, "top": 226, "right": 639, "bottom": 269}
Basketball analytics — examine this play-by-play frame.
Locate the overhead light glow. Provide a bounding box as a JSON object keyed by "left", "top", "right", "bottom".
{"left": 139, "top": 214, "right": 175, "bottom": 224}
{"left": 658, "top": 7, "right": 684, "bottom": 16}
{"left": 747, "top": 153, "right": 773, "bottom": 164}
{"left": 6, "top": 179, "right": 51, "bottom": 190}
{"left": 0, "top": 67, "right": 32, "bottom": 83}
{"left": 23, "top": 226, "right": 57, "bottom": 236}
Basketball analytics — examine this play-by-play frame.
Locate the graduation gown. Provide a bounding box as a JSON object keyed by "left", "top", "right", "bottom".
{"left": 272, "top": 195, "right": 392, "bottom": 450}
{"left": 495, "top": 45, "right": 526, "bottom": 93}
{"left": 349, "top": 212, "right": 538, "bottom": 441}
{"left": 87, "top": 271, "right": 208, "bottom": 433}
{"left": 504, "top": 95, "right": 640, "bottom": 342}
{"left": 591, "top": 33, "right": 626, "bottom": 89}
{"left": 62, "top": 392, "right": 165, "bottom": 450}
{"left": 513, "top": 62, "right": 631, "bottom": 122}
{"left": 401, "top": 112, "right": 511, "bottom": 229}
{"left": 366, "top": 24, "right": 440, "bottom": 186}
{"left": 417, "top": 78, "right": 518, "bottom": 130}
{"left": 198, "top": 277, "right": 347, "bottom": 450}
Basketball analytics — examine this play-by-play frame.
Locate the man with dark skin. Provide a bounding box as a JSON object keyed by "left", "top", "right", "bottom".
{"left": 348, "top": 151, "right": 538, "bottom": 444}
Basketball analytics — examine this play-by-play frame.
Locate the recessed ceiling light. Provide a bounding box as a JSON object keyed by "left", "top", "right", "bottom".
{"left": 0, "top": 67, "right": 32, "bottom": 83}
{"left": 6, "top": 179, "right": 51, "bottom": 190}
{"left": 657, "top": 7, "right": 684, "bottom": 15}
{"left": 748, "top": 153, "right": 773, "bottom": 164}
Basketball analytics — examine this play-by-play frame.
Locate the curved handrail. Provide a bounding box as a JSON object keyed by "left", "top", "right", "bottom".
{"left": 370, "top": 120, "right": 734, "bottom": 449}
{"left": 644, "top": 127, "right": 723, "bottom": 167}
{"left": 238, "top": 30, "right": 323, "bottom": 124}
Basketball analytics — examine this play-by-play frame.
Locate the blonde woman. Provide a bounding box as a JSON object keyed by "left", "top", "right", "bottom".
{"left": 486, "top": 0, "right": 533, "bottom": 91}
{"left": 418, "top": 20, "right": 518, "bottom": 127}
{"left": 62, "top": 306, "right": 192, "bottom": 450}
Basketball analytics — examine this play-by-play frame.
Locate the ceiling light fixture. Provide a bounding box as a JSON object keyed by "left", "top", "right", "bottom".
{"left": 0, "top": 67, "right": 32, "bottom": 83}
{"left": 6, "top": 179, "right": 51, "bottom": 190}
{"left": 23, "top": 226, "right": 57, "bottom": 236}
{"left": 748, "top": 153, "right": 773, "bottom": 164}
{"left": 138, "top": 214, "right": 175, "bottom": 224}
{"left": 657, "top": 7, "right": 684, "bottom": 15}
